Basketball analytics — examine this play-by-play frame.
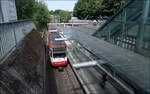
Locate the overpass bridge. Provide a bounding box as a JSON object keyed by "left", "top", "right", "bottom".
{"left": 0, "top": 0, "right": 150, "bottom": 94}
{"left": 48, "top": 22, "right": 89, "bottom": 27}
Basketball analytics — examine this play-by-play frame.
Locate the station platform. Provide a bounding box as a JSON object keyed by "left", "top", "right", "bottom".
{"left": 67, "top": 39, "right": 121, "bottom": 94}
{"left": 58, "top": 27, "right": 150, "bottom": 94}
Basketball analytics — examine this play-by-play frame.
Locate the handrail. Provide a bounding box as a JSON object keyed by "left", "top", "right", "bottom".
{"left": 93, "top": 0, "right": 133, "bottom": 34}
{"left": 0, "top": 19, "right": 33, "bottom": 24}
{"left": 93, "top": 0, "right": 150, "bottom": 58}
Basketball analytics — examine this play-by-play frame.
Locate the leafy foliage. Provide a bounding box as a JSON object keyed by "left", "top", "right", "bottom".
{"left": 50, "top": 10, "right": 71, "bottom": 23}
{"left": 15, "top": 0, "right": 50, "bottom": 30}
{"left": 73, "top": 0, "right": 126, "bottom": 20}
{"left": 73, "top": 0, "right": 89, "bottom": 19}
{"left": 101, "top": 0, "right": 126, "bottom": 16}
{"left": 33, "top": 2, "right": 50, "bottom": 28}
{"left": 57, "top": 10, "right": 71, "bottom": 23}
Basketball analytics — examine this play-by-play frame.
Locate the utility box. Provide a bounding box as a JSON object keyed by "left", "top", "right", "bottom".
{"left": 0, "top": 0, "right": 17, "bottom": 23}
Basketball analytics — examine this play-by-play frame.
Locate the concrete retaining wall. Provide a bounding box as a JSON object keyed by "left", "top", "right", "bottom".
{"left": 0, "top": 30, "right": 45, "bottom": 94}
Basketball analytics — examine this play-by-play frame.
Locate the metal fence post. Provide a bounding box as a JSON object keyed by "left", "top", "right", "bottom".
{"left": 12, "top": 23, "right": 17, "bottom": 46}
{"left": 120, "top": 8, "right": 127, "bottom": 47}
{"left": 136, "top": 0, "right": 150, "bottom": 52}
{"left": 1, "top": 24, "right": 5, "bottom": 58}
{"left": 0, "top": 24, "right": 3, "bottom": 60}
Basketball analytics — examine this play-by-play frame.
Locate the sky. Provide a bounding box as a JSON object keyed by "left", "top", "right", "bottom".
{"left": 45, "top": 1, "right": 77, "bottom": 11}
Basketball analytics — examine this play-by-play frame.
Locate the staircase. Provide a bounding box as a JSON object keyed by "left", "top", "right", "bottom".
{"left": 93, "top": 0, "right": 150, "bottom": 57}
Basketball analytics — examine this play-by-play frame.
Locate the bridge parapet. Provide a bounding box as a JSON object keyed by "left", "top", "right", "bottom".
{"left": 48, "top": 22, "right": 89, "bottom": 27}
{"left": 0, "top": 19, "right": 36, "bottom": 62}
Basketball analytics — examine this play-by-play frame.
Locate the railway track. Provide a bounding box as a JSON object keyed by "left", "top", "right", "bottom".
{"left": 45, "top": 27, "right": 123, "bottom": 94}
{"left": 45, "top": 43, "right": 84, "bottom": 94}
{"left": 53, "top": 65, "right": 84, "bottom": 94}
{"left": 44, "top": 28, "right": 84, "bottom": 94}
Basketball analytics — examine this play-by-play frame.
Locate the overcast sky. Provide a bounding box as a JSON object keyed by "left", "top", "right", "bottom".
{"left": 45, "top": 1, "right": 77, "bottom": 11}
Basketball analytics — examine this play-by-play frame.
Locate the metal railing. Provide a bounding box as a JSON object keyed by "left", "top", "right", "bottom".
{"left": 93, "top": 0, "right": 150, "bottom": 58}
{"left": 0, "top": 19, "right": 36, "bottom": 62}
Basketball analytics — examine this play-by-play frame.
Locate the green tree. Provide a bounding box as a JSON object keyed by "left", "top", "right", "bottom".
{"left": 58, "top": 10, "right": 71, "bottom": 22}
{"left": 87, "top": 0, "right": 102, "bottom": 20}
{"left": 73, "top": 0, "right": 126, "bottom": 20}
{"left": 49, "top": 10, "right": 54, "bottom": 15}
{"left": 51, "top": 10, "right": 71, "bottom": 23}
{"left": 33, "top": 2, "right": 50, "bottom": 29}
{"left": 15, "top": 0, "right": 37, "bottom": 19}
{"left": 101, "top": 0, "right": 126, "bottom": 16}
{"left": 54, "top": 10, "right": 62, "bottom": 16}
{"left": 73, "top": 0, "right": 89, "bottom": 19}
{"left": 15, "top": 0, "right": 50, "bottom": 30}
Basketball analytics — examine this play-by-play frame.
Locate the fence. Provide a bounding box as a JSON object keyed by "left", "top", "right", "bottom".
{"left": 0, "top": 20, "right": 36, "bottom": 62}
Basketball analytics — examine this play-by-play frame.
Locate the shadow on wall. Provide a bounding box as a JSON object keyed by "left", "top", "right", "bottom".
{"left": 0, "top": 30, "right": 45, "bottom": 94}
